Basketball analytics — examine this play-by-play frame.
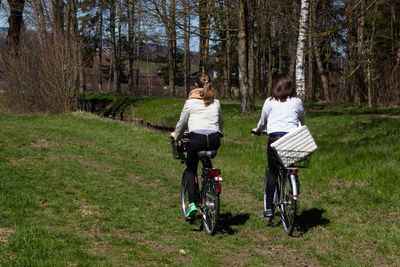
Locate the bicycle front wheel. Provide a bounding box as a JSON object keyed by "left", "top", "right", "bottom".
{"left": 201, "top": 179, "right": 220, "bottom": 235}
{"left": 280, "top": 174, "right": 297, "bottom": 235}
{"left": 181, "top": 169, "right": 190, "bottom": 220}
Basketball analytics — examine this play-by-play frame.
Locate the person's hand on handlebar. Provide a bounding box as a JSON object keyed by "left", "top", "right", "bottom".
{"left": 251, "top": 128, "right": 260, "bottom": 135}
{"left": 251, "top": 129, "right": 268, "bottom": 136}
{"left": 170, "top": 131, "right": 176, "bottom": 139}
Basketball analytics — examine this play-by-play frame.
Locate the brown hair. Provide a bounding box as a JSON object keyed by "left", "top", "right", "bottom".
{"left": 196, "top": 73, "right": 214, "bottom": 106}
{"left": 271, "top": 76, "right": 296, "bottom": 102}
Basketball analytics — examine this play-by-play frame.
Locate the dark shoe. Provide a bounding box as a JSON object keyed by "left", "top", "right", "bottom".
{"left": 263, "top": 209, "right": 273, "bottom": 217}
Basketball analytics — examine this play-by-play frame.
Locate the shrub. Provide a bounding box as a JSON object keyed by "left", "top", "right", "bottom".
{"left": 1, "top": 33, "right": 79, "bottom": 113}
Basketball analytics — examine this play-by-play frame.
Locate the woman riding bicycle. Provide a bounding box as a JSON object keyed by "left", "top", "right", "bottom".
{"left": 252, "top": 75, "right": 305, "bottom": 217}
{"left": 171, "top": 73, "right": 223, "bottom": 220}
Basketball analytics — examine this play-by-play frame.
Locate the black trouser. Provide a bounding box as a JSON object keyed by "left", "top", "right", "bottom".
{"left": 186, "top": 132, "right": 220, "bottom": 204}
{"left": 265, "top": 134, "right": 285, "bottom": 210}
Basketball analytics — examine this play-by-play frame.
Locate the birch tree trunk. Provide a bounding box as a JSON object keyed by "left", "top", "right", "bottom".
{"left": 295, "top": 0, "right": 309, "bottom": 99}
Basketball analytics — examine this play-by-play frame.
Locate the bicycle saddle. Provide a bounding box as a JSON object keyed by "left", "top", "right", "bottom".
{"left": 197, "top": 150, "right": 217, "bottom": 159}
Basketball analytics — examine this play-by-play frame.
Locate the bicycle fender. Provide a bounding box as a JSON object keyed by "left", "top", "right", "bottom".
{"left": 289, "top": 174, "right": 298, "bottom": 200}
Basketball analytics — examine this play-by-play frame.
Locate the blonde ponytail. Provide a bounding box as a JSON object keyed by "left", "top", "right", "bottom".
{"left": 196, "top": 73, "right": 214, "bottom": 106}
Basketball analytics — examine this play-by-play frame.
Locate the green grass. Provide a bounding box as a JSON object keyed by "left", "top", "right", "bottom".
{"left": 305, "top": 102, "right": 400, "bottom": 115}
{"left": 1, "top": 99, "right": 400, "bottom": 266}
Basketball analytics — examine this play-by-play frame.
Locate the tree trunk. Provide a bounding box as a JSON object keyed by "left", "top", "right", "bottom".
{"left": 73, "top": 0, "right": 85, "bottom": 96}
{"left": 31, "top": 0, "right": 46, "bottom": 42}
{"left": 307, "top": 28, "right": 313, "bottom": 101}
{"left": 116, "top": 0, "right": 122, "bottom": 93}
{"left": 165, "top": 0, "right": 176, "bottom": 96}
{"left": 311, "top": 0, "right": 329, "bottom": 102}
{"left": 98, "top": 5, "right": 103, "bottom": 93}
{"left": 355, "top": 0, "right": 366, "bottom": 105}
{"left": 366, "top": 2, "right": 379, "bottom": 107}
{"left": 6, "top": 0, "right": 25, "bottom": 48}
{"left": 183, "top": 0, "right": 191, "bottom": 97}
{"left": 248, "top": 0, "right": 255, "bottom": 102}
{"left": 49, "top": 0, "right": 64, "bottom": 35}
{"left": 199, "top": 0, "right": 207, "bottom": 72}
{"left": 238, "top": 0, "right": 253, "bottom": 112}
{"left": 289, "top": 0, "right": 299, "bottom": 79}
{"left": 295, "top": 0, "right": 309, "bottom": 99}
{"left": 135, "top": 0, "right": 142, "bottom": 93}
{"left": 127, "top": 0, "right": 135, "bottom": 93}
{"left": 110, "top": 0, "right": 118, "bottom": 92}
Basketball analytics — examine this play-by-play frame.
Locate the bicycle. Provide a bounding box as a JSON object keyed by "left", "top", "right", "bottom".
{"left": 170, "top": 133, "right": 223, "bottom": 235}
{"left": 252, "top": 130, "right": 312, "bottom": 235}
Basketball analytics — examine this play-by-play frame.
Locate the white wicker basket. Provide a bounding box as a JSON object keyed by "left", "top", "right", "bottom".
{"left": 270, "top": 126, "right": 317, "bottom": 167}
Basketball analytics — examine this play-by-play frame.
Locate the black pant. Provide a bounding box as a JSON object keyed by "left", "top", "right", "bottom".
{"left": 186, "top": 132, "right": 220, "bottom": 203}
{"left": 265, "top": 134, "right": 285, "bottom": 210}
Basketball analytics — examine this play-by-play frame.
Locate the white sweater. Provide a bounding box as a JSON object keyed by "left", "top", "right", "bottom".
{"left": 257, "top": 97, "right": 305, "bottom": 134}
{"left": 175, "top": 99, "right": 223, "bottom": 140}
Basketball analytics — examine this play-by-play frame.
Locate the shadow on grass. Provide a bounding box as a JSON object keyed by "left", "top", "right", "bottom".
{"left": 294, "top": 208, "right": 330, "bottom": 236}
{"left": 217, "top": 212, "right": 250, "bottom": 235}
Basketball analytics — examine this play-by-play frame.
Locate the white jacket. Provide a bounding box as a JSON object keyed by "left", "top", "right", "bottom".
{"left": 175, "top": 99, "right": 223, "bottom": 140}
{"left": 257, "top": 97, "right": 305, "bottom": 134}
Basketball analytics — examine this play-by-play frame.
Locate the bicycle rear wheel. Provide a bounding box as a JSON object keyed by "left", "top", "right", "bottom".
{"left": 181, "top": 169, "right": 190, "bottom": 220}
{"left": 280, "top": 173, "right": 297, "bottom": 235}
{"left": 201, "top": 179, "right": 219, "bottom": 235}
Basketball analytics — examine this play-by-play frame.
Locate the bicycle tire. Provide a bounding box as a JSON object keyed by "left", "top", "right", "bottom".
{"left": 263, "top": 173, "right": 276, "bottom": 223}
{"left": 280, "top": 173, "right": 297, "bottom": 235}
{"left": 181, "top": 169, "right": 190, "bottom": 220}
{"left": 201, "top": 179, "right": 219, "bottom": 235}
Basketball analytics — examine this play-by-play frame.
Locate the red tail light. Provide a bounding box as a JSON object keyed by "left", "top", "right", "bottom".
{"left": 288, "top": 169, "right": 298, "bottom": 175}
{"left": 209, "top": 169, "right": 221, "bottom": 176}
{"left": 217, "top": 183, "right": 222, "bottom": 193}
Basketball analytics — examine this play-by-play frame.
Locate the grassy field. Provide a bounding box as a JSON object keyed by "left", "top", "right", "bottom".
{"left": 1, "top": 98, "right": 400, "bottom": 266}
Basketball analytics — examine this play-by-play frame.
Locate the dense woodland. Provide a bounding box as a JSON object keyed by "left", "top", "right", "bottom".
{"left": 0, "top": 0, "right": 399, "bottom": 113}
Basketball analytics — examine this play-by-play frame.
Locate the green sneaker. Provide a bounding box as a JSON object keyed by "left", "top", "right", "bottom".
{"left": 186, "top": 203, "right": 198, "bottom": 219}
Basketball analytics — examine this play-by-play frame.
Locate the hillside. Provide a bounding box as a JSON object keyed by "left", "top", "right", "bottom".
{"left": 0, "top": 100, "right": 399, "bottom": 265}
